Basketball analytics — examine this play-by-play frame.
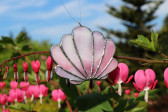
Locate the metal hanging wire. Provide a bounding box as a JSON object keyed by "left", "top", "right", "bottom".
{"left": 58, "top": 0, "right": 82, "bottom": 26}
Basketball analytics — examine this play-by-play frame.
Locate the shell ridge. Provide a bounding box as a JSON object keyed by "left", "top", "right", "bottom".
{"left": 60, "top": 35, "right": 87, "bottom": 79}
{"left": 98, "top": 58, "right": 118, "bottom": 79}
{"left": 92, "top": 40, "right": 107, "bottom": 78}
{"left": 90, "top": 32, "right": 94, "bottom": 78}
{"left": 55, "top": 65, "right": 84, "bottom": 81}
{"left": 72, "top": 26, "right": 92, "bottom": 78}
{"left": 51, "top": 45, "right": 85, "bottom": 80}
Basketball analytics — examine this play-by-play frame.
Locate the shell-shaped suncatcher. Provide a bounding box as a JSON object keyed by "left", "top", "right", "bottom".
{"left": 50, "top": 26, "right": 118, "bottom": 84}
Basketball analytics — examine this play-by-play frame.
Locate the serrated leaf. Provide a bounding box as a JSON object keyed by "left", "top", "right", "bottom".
{"left": 77, "top": 93, "right": 113, "bottom": 112}
{"left": 0, "top": 36, "right": 14, "bottom": 45}
{"left": 130, "top": 32, "right": 160, "bottom": 52}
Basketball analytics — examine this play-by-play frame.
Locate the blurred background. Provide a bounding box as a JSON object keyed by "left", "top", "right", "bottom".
{"left": 0, "top": 0, "right": 168, "bottom": 112}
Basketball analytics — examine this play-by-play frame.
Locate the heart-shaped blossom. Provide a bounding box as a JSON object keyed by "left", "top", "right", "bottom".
{"left": 20, "top": 81, "right": 30, "bottom": 103}
{"left": 9, "top": 89, "right": 24, "bottom": 103}
{"left": 10, "top": 81, "right": 18, "bottom": 89}
{"left": 164, "top": 67, "right": 168, "bottom": 88}
{"left": 23, "top": 62, "right": 28, "bottom": 82}
{"left": 125, "top": 89, "right": 131, "bottom": 96}
{"left": 106, "top": 63, "right": 133, "bottom": 96}
{"left": 46, "top": 56, "right": 53, "bottom": 82}
{"left": 13, "top": 64, "right": 18, "bottom": 81}
{"left": 0, "top": 82, "right": 6, "bottom": 89}
{"left": 0, "top": 94, "right": 8, "bottom": 109}
{"left": 31, "top": 60, "right": 40, "bottom": 83}
{"left": 133, "top": 69, "right": 158, "bottom": 102}
{"left": 39, "top": 84, "right": 48, "bottom": 104}
{"left": 134, "top": 92, "right": 139, "bottom": 98}
{"left": 52, "top": 89, "right": 66, "bottom": 108}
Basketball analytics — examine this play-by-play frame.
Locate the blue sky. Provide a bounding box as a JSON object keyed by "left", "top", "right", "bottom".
{"left": 0, "top": 0, "right": 168, "bottom": 44}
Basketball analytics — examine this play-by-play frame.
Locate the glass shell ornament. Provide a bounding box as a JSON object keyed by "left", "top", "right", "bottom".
{"left": 51, "top": 25, "right": 118, "bottom": 84}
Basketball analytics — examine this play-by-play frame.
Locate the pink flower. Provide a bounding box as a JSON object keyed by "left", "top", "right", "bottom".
{"left": 133, "top": 69, "right": 158, "bottom": 102}
{"left": 23, "top": 62, "right": 28, "bottom": 82}
{"left": 134, "top": 92, "right": 139, "bottom": 98}
{"left": 46, "top": 56, "right": 53, "bottom": 82}
{"left": 7, "top": 96, "right": 15, "bottom": 104}
{"left": 20, "top": 81, "right": 30, "bottom": 103}
{"left": 10, "top": 81, "right": 18, "bottom": 89}
{"left": 20, "top": 82, "right": 30, "bottom": 90}
{"left": 39, "top": 84, "right": 48, "bottom": 104}
{"left": 31, "top": 60, "right": 40, "bottom": 83}
{"left": 164, "top": 67, "right": 168, "bottom": 88}
{"left": 106, "top": 63, "right": 133, "bottom": 96}
{"left": 96, "top": 81, "right": 101, "bottom": 86}
{"left": 2, "top": 109, "right": 10, "bottom": 112}
{"left": 125, "top": 89, "right": 131, "bottom": 96}
{"left": 13, "top": 64, "right": 18, "bottom": 81}
{"left": 9, "top": 89, "right": 24, "bottom": 103}
{"left": 0, "top": 82, "right": 6, "bottom": 89}
{"left": 26, "top": 85, "right": 40, "bottom": 102}
{"left": 0, "top": 94, "right": 8, "bottom": 105}
{"left": 52, "top": 89, "right": 66, "bottom": 108}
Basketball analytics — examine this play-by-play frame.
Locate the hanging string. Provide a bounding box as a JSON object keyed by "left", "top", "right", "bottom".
{"left": 79, "top": 0, "right": 81, "bottom": 24}
{"left": 58, "top": 0, "right": 82, "bottom": 26}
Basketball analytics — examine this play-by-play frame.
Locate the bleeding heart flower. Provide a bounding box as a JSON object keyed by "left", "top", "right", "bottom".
{"left": 52, "top": 89, "right": 66, "bottom": 108}
{"left": 9, "top": 89, "right": 24, "bottom": 103}
{"left": 3, "top": 66, "right": 9, "bottom": 79}
{"left": 39, "top": 84, "right": 48, "bottom": 104}
{"left": 125, "top": 89, "right": 131, "bottom": 96}
{"left": 13, "top": 64, "right": 18, "bottom": 81}
{"left": 133, "top": 69, "right": 158, "bottom": 102}
{"left": 31, "top": 60, "right": 40, "bottom": 83}
{"left": 0, "top": 94, "right": 8, "bottom": 109}
{"left": 46, "top": 56, "right": 53, "bottom": 82}
{"left": 0, "top": 82, "right": 6, "bottom": 89}
{"left": 106, "top": 63, "right": 133, "bottom": 96}
{"left": 164, "top": 67, "right": 168, "bottom": 88}
{"left": 2, "top": 109, "right": 10, "bottom": 112}
{"left": 134, "top": 92, "right": 139, "bottom": 98}
{"left": 23, "top": 62, "right": 28, "bottom": 82}
{"left": 7, "top": 96, "right": 15, "bottom": 104}
{"left": 96, "top": 81, "right": 101, "bottom": 92}
{"left": 20, "top": 81, "right": 30, "bottom": 103}
{"left": 10, "top": 81, "right": 18, "bottom": 89}
{"left": 20, "top": 82, "right": 30, "bottom": 90}
{"left": 96, "top": 81, "right": 101, "bottom": 86}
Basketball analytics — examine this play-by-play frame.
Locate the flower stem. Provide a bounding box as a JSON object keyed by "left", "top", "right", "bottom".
{"left": 65, "top": 99, "right": 72, "bottom": 112}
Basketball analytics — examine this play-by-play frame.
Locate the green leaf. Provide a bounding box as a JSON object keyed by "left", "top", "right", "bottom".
{"left": 130, "top": 31, "right": 160, "bottom": 52}
{"left": 21, "top": 45, "right": 32, "bottom": 51}
{"left": 77, "top": 93, "right": 113, "bottom": 112}
{"left": 9, "top": 103, "right": 33, "bottom": 111}
{"left": 151, "top": 31, "right": 159, "bottom": 52}
{"left": 59, "top": 77, "right": 79, "bottom": 99}
{"left": 15, "top": 31, "right": 29, "bottom": 44}
{"left": 0, "top": 36, "right": 14, "bottom": 45}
